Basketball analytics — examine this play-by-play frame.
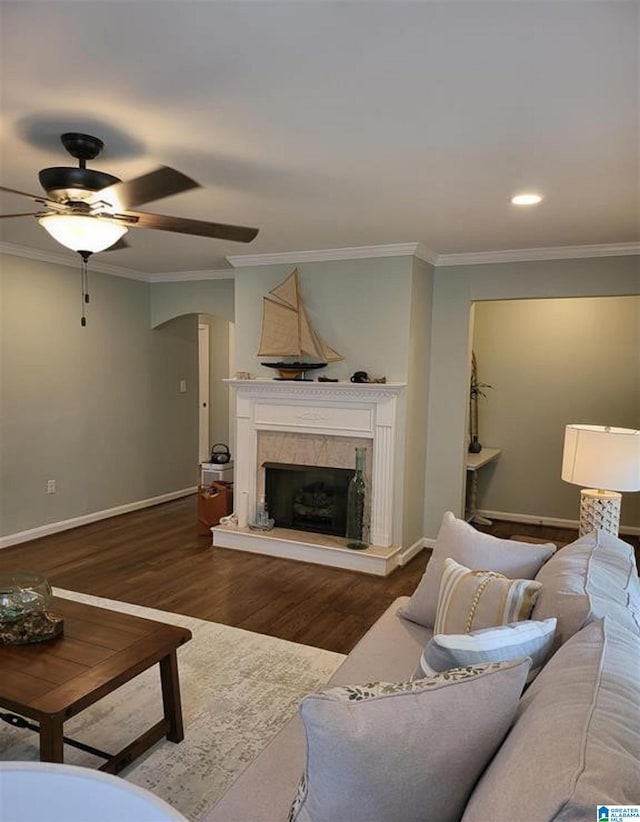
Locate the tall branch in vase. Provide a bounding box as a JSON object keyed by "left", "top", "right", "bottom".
{"left": 468, "top": 352, "right": 493, "bottom": 454}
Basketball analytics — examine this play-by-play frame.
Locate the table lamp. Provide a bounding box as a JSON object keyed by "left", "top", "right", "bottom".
{"left": 561, "top": 424, "right": 640, "bottom": 537}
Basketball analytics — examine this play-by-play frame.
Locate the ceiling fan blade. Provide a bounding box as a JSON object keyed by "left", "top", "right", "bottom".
{"left": 88, "top": 166, "right": 200, "bottom": 212}
{"left": 122, "top": 210, "right": 259, "bottom": 243}
{"left": 0, "top": 184, "right": 44, "bottom": 201}
{"left": 0, "top": 184, "right": 60, "bottom": 208}
{"left": 0, "top": 212, "right": 43, "bottom": 218}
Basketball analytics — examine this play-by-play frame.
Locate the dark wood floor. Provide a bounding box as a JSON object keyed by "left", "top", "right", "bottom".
{"left": 0, "top": 496, "right": 637, "bottom": 655}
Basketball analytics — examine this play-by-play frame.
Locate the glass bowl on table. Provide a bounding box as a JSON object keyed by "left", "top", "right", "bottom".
{"left": 0, "top": 572, "right": 52, "bottom": 623}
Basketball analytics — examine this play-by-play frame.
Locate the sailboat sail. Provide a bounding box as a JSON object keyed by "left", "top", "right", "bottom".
{"left": 270, "top": 272, "right": 298, "bottom": 310}
{"left": 299, "top": 303, "right": 325, "bottom": 360}
{"left": 320, "top": 339, "right": 343, "bottom": 363}
{"left": 257, "top": 268, "right": 343, "bottom": 364}
{"left": 257, "top": 298, "right": 299, "bottom": 357}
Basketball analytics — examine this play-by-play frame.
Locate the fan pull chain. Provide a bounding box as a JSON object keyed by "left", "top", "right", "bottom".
{"left": 79, "top": 251, "right": 91, "bottom": 327}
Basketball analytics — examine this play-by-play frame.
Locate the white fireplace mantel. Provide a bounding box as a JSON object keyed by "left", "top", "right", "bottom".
{"left": 213, "top": 379, "right": 408, "bottom": 574}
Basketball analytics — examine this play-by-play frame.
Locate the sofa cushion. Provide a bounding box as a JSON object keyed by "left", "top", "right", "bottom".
{"left": 462, "top": 618, "right": 640, "bottom": 821}
{"left": 400, "top": 511, "right": 556, "bottom": 628}
{"left": 290, "top": 658, "right": 531, "bottom": 822}
{"left": 434, "top": 557, "right": 542, "bottom": 634}
{"left": 532, "top": 529, "right": 640, "bottom": 648}
{"left": 416, "top": 618, "right": 557, "bottom": 683}
{"left": 200, "top": 597, "right": 429, "bottom": 822}
{"left": 328, "top": 597, "right": 432, "bottom": 687}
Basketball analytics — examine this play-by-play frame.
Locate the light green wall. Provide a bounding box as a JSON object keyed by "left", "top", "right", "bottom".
{"left": 473, "top": 296, "right": 640, "bottom": 527}
{"left": 402, "top": 256, "right": 433, "bottom": 547}
{"left": 0, "top": 254, "right": 199, "bottom": 538}
{"left": 150, "top": 279, "right": 237, "bottom": 458}
{"left": 150, "top": 279, "right": 234, "bottom": 328}
{"left": 3, "top": 248, "right": 637, "bottom": 545}
{"left": 199, "top": 313, "right": 231, "bottom": 450}
{"left": 233, "top": 257, "right": 413, "bottom": 380}
{"left": 424, "top": 255, "right": 640, "bottom": 537}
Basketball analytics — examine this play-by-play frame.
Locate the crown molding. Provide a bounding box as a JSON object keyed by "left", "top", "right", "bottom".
{"left": 436, "top": 242, "right": 640, "bottom": 267}
{"left": 0, "top": 241, "right": 147, "bottom": 280}
{"left": 0, "top": 242, "right": 236, "bottom": 283}
{"left": 226, "top": 242, "right": 438, "bottom": 268}
{"left": 147, "top": 268, "right": 235, "bottom": 283}
{"left": 4, "top": 239, "right": 637, "bottom": 280}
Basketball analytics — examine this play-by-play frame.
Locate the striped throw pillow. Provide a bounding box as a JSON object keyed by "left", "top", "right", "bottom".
{"left": 434, "top": 557, "right": 542, "bottom": 635}
{"left": 416, "top": 618, "right": 557, "bottom": 683}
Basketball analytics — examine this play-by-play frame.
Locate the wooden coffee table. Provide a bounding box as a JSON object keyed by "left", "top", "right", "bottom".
{"left": 0, "top": 597, "right": 192, "bottom": 774}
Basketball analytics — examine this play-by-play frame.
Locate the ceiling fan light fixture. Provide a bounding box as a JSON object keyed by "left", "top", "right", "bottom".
{"left": 38, "top": 213, "right": 128, "bottom": 253}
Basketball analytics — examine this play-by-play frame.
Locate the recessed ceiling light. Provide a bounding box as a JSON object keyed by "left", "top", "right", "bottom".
{"left": 511, "top": 193, "right": 543, "bottom": 206}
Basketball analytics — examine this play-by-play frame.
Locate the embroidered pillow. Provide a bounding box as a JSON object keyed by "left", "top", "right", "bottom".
{"left": 289, "top": 658, "right": 531, "bottom": 822}
{"left": 434, "top": 557, "right": 542, "bottom": 634}
{"left": 399, "top": 511, "right": 555, "bottom": 628}
{"left": 416, "top": 618, "right": 557, "bottom": 683}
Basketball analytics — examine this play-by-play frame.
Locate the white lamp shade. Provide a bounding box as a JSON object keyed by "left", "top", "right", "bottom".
{"left": 561, "top": 424, "right": 640, "bottom": 492}
{"left": 39, "top": 214, "right": 128, "bottom": 253}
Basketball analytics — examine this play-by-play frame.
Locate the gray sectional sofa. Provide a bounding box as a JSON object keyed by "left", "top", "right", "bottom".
{"left": 203, "top": 525, "right": 640, "bottom": 822}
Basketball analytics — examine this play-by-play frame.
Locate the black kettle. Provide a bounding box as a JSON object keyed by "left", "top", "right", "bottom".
{"left": 210, "top": 443, "right": 231, "bottom": 464}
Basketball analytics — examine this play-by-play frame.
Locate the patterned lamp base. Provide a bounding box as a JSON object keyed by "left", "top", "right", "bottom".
{"left": 579, "top": 489, "right": 621, "bottom": 537}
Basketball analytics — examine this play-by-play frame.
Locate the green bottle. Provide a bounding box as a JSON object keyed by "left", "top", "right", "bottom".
{"left": 346, "top": 447, "right": 368, "bottom": 550}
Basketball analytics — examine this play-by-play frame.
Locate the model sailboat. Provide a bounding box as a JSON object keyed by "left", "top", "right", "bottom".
{"left": 257, "top": 268, "right": 343, "bottom": 379}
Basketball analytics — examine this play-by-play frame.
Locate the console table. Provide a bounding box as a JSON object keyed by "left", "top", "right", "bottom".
{"left": 466, "top": 447, "right": 501, "bottom": 525}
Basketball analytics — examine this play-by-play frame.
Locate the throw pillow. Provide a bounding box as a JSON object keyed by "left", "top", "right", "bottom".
{"left": 415, "top": 618, "right": 557, "bottom": 683}
{"left": 399, "top": 511, "right": 556, "bottom": 628}
{"left": 434, "top": 558, "right": 542, "bottom": 634}
{"left": 289, "top": 658, "right": 531, "bottom": 822}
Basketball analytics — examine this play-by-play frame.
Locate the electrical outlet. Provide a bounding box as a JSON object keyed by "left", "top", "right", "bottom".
{"left": 47, "top": 480, "right": 56, "bottom": 494}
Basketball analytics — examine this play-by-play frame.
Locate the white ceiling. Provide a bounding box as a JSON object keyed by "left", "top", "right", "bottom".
{"left": 1, "top": 1, "right": 638, "bottom": 275}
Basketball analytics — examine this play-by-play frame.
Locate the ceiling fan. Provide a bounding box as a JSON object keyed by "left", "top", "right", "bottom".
{"left": 0, "top": 131, "right": 259, "bottom": 253}
{"left": 1, "top": 132, "right": 259, "bottom": 324}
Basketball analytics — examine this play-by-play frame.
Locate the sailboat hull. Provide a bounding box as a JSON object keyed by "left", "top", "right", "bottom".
{"left": 261, "top": 361, "right": 327, "bottom": 380}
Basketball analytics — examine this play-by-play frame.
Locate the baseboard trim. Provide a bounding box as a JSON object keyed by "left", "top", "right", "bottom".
{"left": 396, "top": 537, "right": 428, "bottom": 566}
{"left": 0, "top": 487, "right": 198, "bottom": 549}
{"left": 477, "top": 509, "right": 640, "bottom": 537}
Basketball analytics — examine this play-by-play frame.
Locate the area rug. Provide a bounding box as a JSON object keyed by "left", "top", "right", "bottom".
{"left": 0, "top": 588, "right": 346, "bottom": 821}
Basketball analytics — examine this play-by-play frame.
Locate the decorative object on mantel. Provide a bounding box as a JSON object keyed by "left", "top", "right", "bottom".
{"left": 257, "top": 268, "right": 343, "bottom": 380}
{"left": 350, "top": 371, "right": 387, "bottom": 384}
{"left": 468, "top": 352, "right": 493, "bottom": 453}
{"left": 346, "top": 447, "right": 369, "bottom": 550}
{"left": 0, "top": 573, "right": 63, "bottom": 645}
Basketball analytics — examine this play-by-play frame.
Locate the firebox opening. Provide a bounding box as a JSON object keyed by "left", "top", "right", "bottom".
{"left": 264, "top": 463, "right": 354, "bottom": 537}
